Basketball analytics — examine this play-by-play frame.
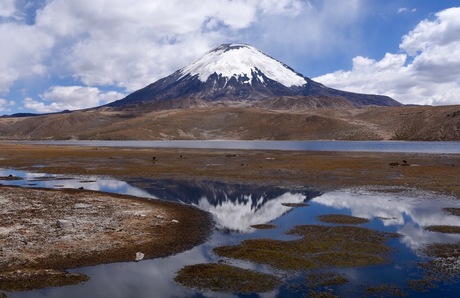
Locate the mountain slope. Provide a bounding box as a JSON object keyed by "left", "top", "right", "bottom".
{"left": 108, "top": 44, "right": 400, "bottom": 108}
{"left": 2, "top": 104, "right": 458, "bottom": 141}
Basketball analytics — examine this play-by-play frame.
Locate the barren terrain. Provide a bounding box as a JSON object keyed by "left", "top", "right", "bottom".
{"left": 1, "top": 104, "right": 459, "bottom": 141}
{"left": 0, "top": 185, "right": 211, "bottom": 291}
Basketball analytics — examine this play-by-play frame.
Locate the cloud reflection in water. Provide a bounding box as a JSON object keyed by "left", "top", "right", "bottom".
{"left": 312, "top": 189, "right": 460, "bottom": 251}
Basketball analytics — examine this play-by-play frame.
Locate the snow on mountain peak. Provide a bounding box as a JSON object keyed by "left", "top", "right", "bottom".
{"left": 179, "top": 44, "right": 307, "bottom": 87}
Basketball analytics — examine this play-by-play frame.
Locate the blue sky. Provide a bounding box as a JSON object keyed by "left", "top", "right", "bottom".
{"left": 1, "top": 0, "right": 460, "bottom": 114}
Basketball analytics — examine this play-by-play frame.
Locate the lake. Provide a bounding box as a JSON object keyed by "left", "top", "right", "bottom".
{"left": 25, "top": 140, "right": 460, "bottom": 154}
{"left": 1, "top": 168, "right": 460, "bottom": 297}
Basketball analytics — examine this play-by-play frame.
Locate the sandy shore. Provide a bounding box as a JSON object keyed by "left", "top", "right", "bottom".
{"left": 0, "top": 141, "right": 459, "bottom": 291}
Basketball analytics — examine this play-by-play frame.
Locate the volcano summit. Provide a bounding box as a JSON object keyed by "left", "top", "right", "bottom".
{"left": 108, "top": 43, "right": 400, "bottom": 108}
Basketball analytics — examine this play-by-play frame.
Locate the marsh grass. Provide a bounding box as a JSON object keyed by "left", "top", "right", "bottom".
{"left": 409, "top": 242, "right": 460, "bottom": 292}
{"left": 317, "top": 214, "right": 370, "bottom": 225}
{"left": 307, "top": 272, "right": 349, "bottom": 287}
{"left": 174, "top": 263, "right": 281, "bottom": 293}
{"left": 251, "top": 224, "right": 277, "bottom": 229}
{"left": 364, "top": 284, "right": 404, "bottom": 297}
{"left": 0, "top": 270, "right": 89, "bottom": 292}
{"left": 443, "top": 208, "right": 460, "bottom": 216}
{"left": 214, "top": 225, "right": 399, "bottom": 271}
{"left": 424, "top": 225, "right": 460, "bottom": 234}
{"left": 282, "top": 202, "right": 309, "bottom": 207}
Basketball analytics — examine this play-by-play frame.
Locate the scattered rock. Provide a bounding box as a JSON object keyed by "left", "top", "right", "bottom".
{"left": 73, "top": 203, "right": 92, "bottom": 209}
{"left": 56, "top": 219, "right": 74, "bottom": 230}
{"left": 171, "top": 219, "right": 179, "bottom": 223}
{"left": 389, "top": 161, "right": 411, "bottom": 167}
{"left": 135, "top": 252, "right": 144, "bottom": 261}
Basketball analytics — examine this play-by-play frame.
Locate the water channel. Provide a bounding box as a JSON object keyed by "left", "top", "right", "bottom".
{"left": 24, "top": 140, "right": 460, "bottom": 154}
{"left": 1, "top": 167, "right": 460, "bottom": 297}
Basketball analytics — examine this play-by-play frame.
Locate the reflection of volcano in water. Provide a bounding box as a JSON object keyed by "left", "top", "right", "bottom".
{"left": 130, "top": 179, "right": 321, "bottom": 232}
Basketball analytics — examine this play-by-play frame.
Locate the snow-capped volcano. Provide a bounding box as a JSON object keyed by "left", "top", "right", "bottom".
{"left": 108, "top": 43, "right": 400, "bottom": 108}
{"left": 179, "top": 44, "right": 307, "bottom": 88}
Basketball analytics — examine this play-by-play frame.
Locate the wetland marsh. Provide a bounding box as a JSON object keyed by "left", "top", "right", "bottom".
{"left": 1, "top": 142, "right": 459, "bottom": 297}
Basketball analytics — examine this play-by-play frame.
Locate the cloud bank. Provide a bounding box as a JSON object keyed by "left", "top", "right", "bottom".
{"left": 315, "top": 7, "right": 460, "bottom": 105}
{"left": 0, "top": 1, "right": 459, "bottom": 112}
{"left": 2, "top": 0, "right": 315, "bottom": 112}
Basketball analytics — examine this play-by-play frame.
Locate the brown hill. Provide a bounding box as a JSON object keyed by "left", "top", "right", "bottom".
{"left": 0, "top": 103, "right": 459, "bottom": 141}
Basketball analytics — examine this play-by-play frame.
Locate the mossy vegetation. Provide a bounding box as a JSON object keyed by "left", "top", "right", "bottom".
{"left": 364, "top": 284, "right": 404, "bottom": 297}
{"left": 214, "top": 225, "right": 399, "bottom": 271}
{"left": 251, "top": 224, "right": 277, "bottom": 229}
{"left": 307, "top": 271, "right": 349, "bottom": 287}
{"left": 174, "top": 263, "right": 281, "bottom": 293}
{"left": 443, "top": 207, "right": 460, "bottom": 216}
{"left": 281, "top": 202, "right": 309, "bottom": 207}
{"left": 409, "top": 242, "right": 460, "bottom": 292}
{"left": 0, "top": 175, "right": 22, "bottom": 181}
{"left": 317, "top": 214, "right": 369, "bottom": 225}
{"left": 0, "top": 269, "right": 89, "bottom": 292}
{"left": 424, "top": 225, "right": 460, "bottom": 234}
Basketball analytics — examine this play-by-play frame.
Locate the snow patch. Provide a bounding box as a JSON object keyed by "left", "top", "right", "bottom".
{"left": 180, "top": 44, "right": 307, "bottom": 87}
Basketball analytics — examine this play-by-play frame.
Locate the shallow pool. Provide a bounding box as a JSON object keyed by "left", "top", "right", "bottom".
{"left": 1, "top": 168, "right": 460, "bottom": 297}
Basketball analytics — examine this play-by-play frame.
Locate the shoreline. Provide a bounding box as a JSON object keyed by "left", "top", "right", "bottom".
{"left": 1, "top": 142, "right": 459, "bottom": 197}
{"left": 1, "top": 141, "right": 459, "bottom": 291}
{"left": 0, "top": 185, "right": 212, "bottom": 291}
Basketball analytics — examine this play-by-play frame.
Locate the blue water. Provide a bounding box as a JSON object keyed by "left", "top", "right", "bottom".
{"left": 23, "top": 140, "right": 460, "bottom": 154}
{"left": 1, "top": 168, "right": 460, "bottom": 297}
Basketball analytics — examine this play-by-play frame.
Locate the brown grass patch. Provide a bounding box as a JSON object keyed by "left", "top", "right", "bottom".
{"left": 174, "top": 263, "right": 281, "bottom": 293}
{"left": 364, "top": 284, "right": 404, "bottom": 296}
{"left": 409, "top": 242, "right": 460, "bottom": 291}
{"left": 424, "top": 225, "right": 460, "bottom": 234}
{"left": 317, "top": 214, "right": 369, "bottom": 225}
{"left": 443, "top": 208, "right": 460, "bottom": 216}
{"left": 214, "top": 225, "right": 399, "bottom": 271}
{"left": 282, "top": 202, "right": 309, "bottom": 207}
{"left": 251, "top": 224, "right": 277, "bottom": 229}
{"left": 307, "top": 272, "right": 349, "bottom": 287}
{"left": 0, "top": 269, "right": 88, "bottom": 292}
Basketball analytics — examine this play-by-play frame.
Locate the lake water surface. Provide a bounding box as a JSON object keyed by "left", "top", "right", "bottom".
{"left": 1, "top": 168, "right": 460, "bottom": 297}
{"left": 26, "top": 140, "right": 460, "bottom": 154}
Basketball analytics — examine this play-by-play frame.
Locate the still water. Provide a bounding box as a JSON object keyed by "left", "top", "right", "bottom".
{"left": 1, "top": 168, "right": 460, "bottom": 297}
{"left": 26, "top": 140, "right": 460, "bottom": 154}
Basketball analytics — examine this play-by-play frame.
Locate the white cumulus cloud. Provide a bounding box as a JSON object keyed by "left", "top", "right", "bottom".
{"left": 24, "top": 86, "right": 125, "bottom": 113}
{"left": 0, "top": 22, "right": 53, "bottom": 94}
{"left": 0, "top": 98, "right": 15, "bottom": 112}
{"left": 33, "top": 0, "right": 269, "bottom": 92}
{"left": 315, "top": 7, "right": 460, "bottom": 105}
{"left": 0, "top": 0, "right": 16, "bottom": 18}
{"left": 1, "top": 0, "right": 369, "bottom": 113}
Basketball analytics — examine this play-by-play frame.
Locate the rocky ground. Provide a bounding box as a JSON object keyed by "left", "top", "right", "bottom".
{"left": 0, "top": 185, "right": 211, "bottom": 291}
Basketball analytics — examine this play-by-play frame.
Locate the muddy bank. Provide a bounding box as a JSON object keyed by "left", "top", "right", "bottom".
{"left": 0, "top": 186, "right": 212, "bottom": 291}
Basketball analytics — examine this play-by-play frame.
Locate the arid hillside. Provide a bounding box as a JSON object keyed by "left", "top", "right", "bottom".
{"left": 0, "top": 104, "right": 459, "bottom": 141}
